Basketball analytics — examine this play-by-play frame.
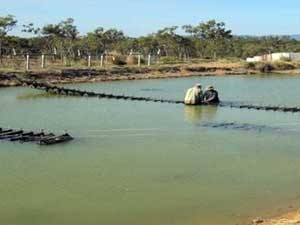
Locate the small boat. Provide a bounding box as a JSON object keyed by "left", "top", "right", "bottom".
{"left": 39, "top": 133, "right": 73, "bottom": 145}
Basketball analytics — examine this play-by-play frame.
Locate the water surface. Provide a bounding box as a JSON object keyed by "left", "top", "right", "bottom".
{"left": 1, "top": 75, "right": 300, "bottom": 225}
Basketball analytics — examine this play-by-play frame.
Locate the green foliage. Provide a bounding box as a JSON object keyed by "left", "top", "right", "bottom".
{"left": 85, "top": 27, "right": 125, "bottom": 53}
{"left": 182, "top": 20, "right": 233, "bottom": 58}
{"left": 243, "top": 62, "right": 256, "bottom": 69}
{"left": 0, "top": 15, "right": 17, "bottom": 37}
{"left": 22, "top": 23, "right": 40, "bottom": 35}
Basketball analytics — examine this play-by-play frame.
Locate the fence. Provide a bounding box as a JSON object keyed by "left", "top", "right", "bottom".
{"left": 0, "top": 53, "right": 167, "bottom": 71}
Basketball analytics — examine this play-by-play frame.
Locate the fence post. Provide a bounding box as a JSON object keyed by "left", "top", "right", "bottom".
{"left": 41, "top": 54, "right": 46, "bottom": 69}
{"left": 138, "top": 54, "right": 141, "bottom": 67}
{"left": 88, "top": 55, "right": 91, "bottom": 67}
{"left": 26, "top": 54, "right": 30, "bottom": 71}
{"left": 148, "top": 54, "right": 151, "bottom": 66}
{"left": 100, "top": 54, "right": 104, "bottom": 67}
{"left": 62, "top": 55, "right": 66, "bottom": 66}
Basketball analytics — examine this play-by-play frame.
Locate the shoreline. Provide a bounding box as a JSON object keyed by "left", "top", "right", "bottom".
{"left": 1, "top": 63, "right": 300, "bottom": 88}
{"left": 0, "top": 64, "right": 256, "bottom": 87}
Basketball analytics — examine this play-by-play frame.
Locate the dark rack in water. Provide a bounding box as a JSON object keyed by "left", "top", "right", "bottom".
{"left": 24, "top": 81, "right": 184, "bottom": 104}
{"left": 201, "top": 122, "right": 276, "bottom": 132}
{"left": 23, "top": 81, "right": 300, "bottom": 113}
{"left": 0, "top": 127, "right": 73, "bottom": 145}
{"left": 219, "top": 102, "right": 300, "bottom": 113}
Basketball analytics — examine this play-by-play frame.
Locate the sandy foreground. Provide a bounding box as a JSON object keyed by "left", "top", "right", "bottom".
{"left": 251, "top": 211, "right": 300, "bottom": 225}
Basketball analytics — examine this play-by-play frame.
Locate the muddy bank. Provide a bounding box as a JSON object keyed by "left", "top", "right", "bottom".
{"left": 0, "top": 73, "right": 22, "bottom": 87}
{"left": 0, "top": 64, "right": 254, "bottom": 87}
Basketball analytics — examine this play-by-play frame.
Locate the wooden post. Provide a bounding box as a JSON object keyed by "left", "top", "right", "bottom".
{"left": 138, "top": 54, "right": 141, "bottom": 67}
{"left": 100, "top": 54, "right": 104, "bottom": 67}
{"left": 88, "top": 55, "right": 91, "bottom": 67}
{"left": 148, "top": 54, "right": 151, "bottom": 66}
{"left": 0, "top": 41, "right": 2, "bottom": 64}
{"left": 41, "top": 54, "right": 46, "bottom": 69}
{"left": 26, "top": 54, "right": 30, "bottom": 71}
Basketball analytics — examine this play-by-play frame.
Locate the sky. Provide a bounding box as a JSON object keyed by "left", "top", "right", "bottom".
{"left": 1, "top": 0, "right": 300, "bottom": 37}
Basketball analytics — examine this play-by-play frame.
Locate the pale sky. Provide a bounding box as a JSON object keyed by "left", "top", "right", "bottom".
{"left": 1, "top": 0, "right": 300, "bottom": 37}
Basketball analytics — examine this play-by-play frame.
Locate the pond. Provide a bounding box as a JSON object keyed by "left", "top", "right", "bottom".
{"left": 1, "top": 75, "right": 300, "bottom": 225}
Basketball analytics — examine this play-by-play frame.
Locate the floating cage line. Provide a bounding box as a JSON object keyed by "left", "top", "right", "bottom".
{"left": 24, "top": 81, "right": 184, "bottom": 104}
{"left": 219, "top": 101, "right": 300, "bottom": 113}
{"left": 23, "top": 80, "right": 300, "bottom": 113}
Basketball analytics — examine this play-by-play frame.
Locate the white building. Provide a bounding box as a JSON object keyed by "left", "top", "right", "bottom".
{"left": 246, "top": 52, "right": 300, "bottom": 62}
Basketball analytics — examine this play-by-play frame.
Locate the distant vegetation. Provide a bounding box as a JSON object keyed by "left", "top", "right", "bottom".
{"left": 1, "top": 14, "right": 300, "bottom": 61}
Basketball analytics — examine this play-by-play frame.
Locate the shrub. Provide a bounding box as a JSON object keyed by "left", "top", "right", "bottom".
{"left": 108, "top": 54, "right": 126, "bottom": 66}
{"left": 243, "top": 62, "right": 256, "bottom": 69}
{"left": 126, "top": 56, "right": 138, "bottom": 65}
{"left": 255, "top": 63, "right": 274, "bottom": 73}
{"left": 273, "top": 61, "right": 295, "bottom": 70}
{"left": 126, "top": 55, "right": 145, "bottom": 65}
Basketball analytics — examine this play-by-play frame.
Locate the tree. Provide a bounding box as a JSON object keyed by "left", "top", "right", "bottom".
{"left": 59, "top": 18, "right": 79, "bottom": 57}
{"left": 183, "top": 20, "right": 232, "bottom": 58}
{"left": 41, "top": 18, "right": 79, "bottom": 56}
{"left": 1, "top": 16, "right": 300, "bottom": 62}
{"left": 41, "top": 23, "right": 63, "bottom": 54}
{"left": 154, "top": 26, "right": 193, "bottom": 58}
{"left": 85, "top": 27, "right": 125, "bottom": 54}
{"left": 0, "top": 14, "right": 17, "bottom": 58}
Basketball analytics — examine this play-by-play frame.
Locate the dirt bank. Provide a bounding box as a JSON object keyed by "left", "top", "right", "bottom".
{"left": 0, "top": 64, "right": 255, "bottom": 87}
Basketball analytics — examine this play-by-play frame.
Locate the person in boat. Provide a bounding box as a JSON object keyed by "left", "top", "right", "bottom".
{"left": 184, "top": 83, "right": 203, "bottom": 105}
{"left": 203, "top": 85, "right": 220, "bottom": 104}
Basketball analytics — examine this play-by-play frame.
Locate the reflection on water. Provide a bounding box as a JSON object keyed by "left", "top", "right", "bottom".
{"left": 184, "top": 105, "right": 218, "bottom": 123}
{"left": 17, "top": 92, "right": 56, "bottom": 100}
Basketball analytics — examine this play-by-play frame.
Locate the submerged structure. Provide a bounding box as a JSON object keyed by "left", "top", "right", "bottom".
{"left": 0, "top": 127, "right": 73, "bottom": 145}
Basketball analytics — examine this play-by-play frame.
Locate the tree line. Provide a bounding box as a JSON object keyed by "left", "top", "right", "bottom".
{"left": 0, "top": 14, "right": 300, "bottom": 60}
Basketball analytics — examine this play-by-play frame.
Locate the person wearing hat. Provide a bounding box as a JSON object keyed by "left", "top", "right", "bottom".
{"left": 203, "top": 85, "right": 220, "bottom": 104}
{"left": 184, "top": 83, "right": 203, "bottom": 105}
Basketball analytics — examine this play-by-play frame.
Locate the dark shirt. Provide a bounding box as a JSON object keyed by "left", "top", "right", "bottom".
{"left": 203, "top": 90, "right": 220, "bottom": 104}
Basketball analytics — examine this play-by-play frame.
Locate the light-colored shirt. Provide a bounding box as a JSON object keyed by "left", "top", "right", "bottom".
{"left": 184, "top": 87, "right": 203, "bottom": 105}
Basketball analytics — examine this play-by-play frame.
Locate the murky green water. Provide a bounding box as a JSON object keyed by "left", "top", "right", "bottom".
{"left": 1, "top": 75, "right": 300, "bottom": 225}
